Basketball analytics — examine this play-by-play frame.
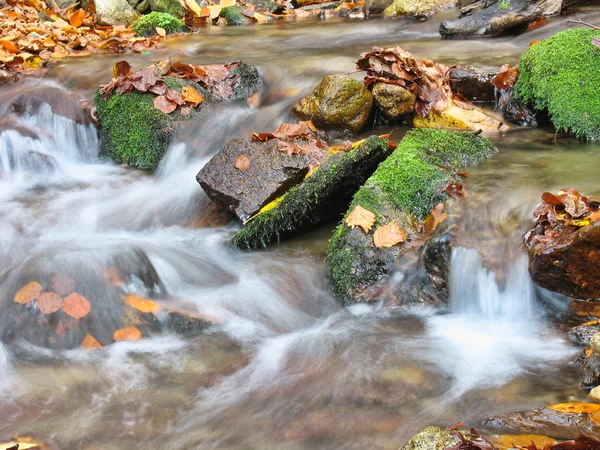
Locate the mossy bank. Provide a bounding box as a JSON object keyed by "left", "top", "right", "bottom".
{"left": 514, "top": 28, "right": 600, "bottom": 141}
{"left": 326, "top": 128, "right": 498, "bottom": 303}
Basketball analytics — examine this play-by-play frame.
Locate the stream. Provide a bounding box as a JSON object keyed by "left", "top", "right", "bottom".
{"left": 1, "top": 7, "right": 600, "bottom": 449}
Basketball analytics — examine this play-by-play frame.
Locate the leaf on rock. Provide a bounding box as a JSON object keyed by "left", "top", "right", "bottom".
{"left": 453, "top": 93, "right": 475, "bottom": 110}
{"left": 345, "top": 205, "right": 376, "bottom": 233}
{"left": 37, "top": 292, "right": 64, "bottom": 314}
{"left": 63, "top": 292, "right": 91, "bottom": 319}
{"left": 13, "top": 281, "right": 43, "bottom": 304}
{"left": 373, "top": 221, "right": 406, "bottom": 248}
{"left": 80, "top": 333, "right": 103, "bottom": 349}
{"left": 493, "top": 434, "right": 557, "bottom": 450}
{"left": 114, "top": 326, "right": 142, "bottom": 341}
{"left": 547, "top": 403, "right": 600, "bottom": 414}
{"left": 541, "top": 192, "right": 563, "bottom": 206}
{"left": 557, "top": 188, "right": 589, "bottom": 218}
{"left": 103, "top": 267, "right": 124, "bottom": 286}
{"left": 548, "top": 433, "right": 600, "bottom": 450}
{"left": 154, "top": 95, "right": 177, "bottom": 114}
{"left": 182, "top": 86, "right": 203, "bottom": 105}
{"left": 125, "top": 294, "right": 161, "bottom": 314}
{"left": 235, "top": 154, "right": 250, "bottom": 171}
{"left": 492, "top": 64, "right": 519, "bottom": 91}
{"left": 69, "top": 8, "right": 86, "bottom": 27}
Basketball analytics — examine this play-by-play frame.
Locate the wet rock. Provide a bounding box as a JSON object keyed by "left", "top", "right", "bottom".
{"left": 497, "top": 89, "right": 537, "bottom": 126}
{"left": 9, "top": 86, "right": 94, "bottom": 125}
{"left": 364, "top": 0, "right": 394, "bottom": 15}
{"left": 400, "top": 426, "right": 457, "bottom": 450}
{"left": 590, "top": 386, "right": 600, "bottom": 401}
{"left": 327, "top": 129, "right": 497, "bottom": 304}
{"left": 230, "top": 137, "right": 392, "bottom": 249}
{"left": 294, "top": 74, "right": 373, "bottom": 134}
{"left": 95, "top": 0, "right": 137, "bottom": 26}
{"left": 0, "top": 148, "right": 57, "bottom": 175}
{"left": 413, "top": 99, "right": 506, "bottom": 132}
{"left": 569, "top": 323, "right": 600, "bottom": 346}
{"left": 196, "top": 138, "right": 316, "bottom": 222}
{"left": 230, "top": 62, "right": 262, "bottom": 101}
{"left": 485, "top": 406, "right": 600, "bottom": 439}
{"left": 582, "top": 352, "right": 600, "bottom": 389}
{"left": 136, "top": 0, "right": 150, "bottom": 12}
{"left": 439, "top": 0, "right": 572, "bottom": 38}
{"left": 449, "top": 66, "right": 499, "bottom": 103}
{"left": 591, "top": 332, "right": 600, "bottom": 354}
{"left": 133, "top": 11, "right": 189, "bottom": 37}
{"left": 0, "top": 68, "right": 18, "bottom": 84}
{"left": 147, "top": 0, "right": 185, "bottom": 17}
{"left": 528, "top": 220, "right": 600, "bottom": 300}
{"left": 372, "top": 82, "right": 416, "bottom": 121}
{"left": 384, "top": 0, "right": 458, "bottom": 18}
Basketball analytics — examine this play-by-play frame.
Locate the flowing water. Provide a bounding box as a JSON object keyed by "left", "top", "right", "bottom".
{"left": 1, "top": 7, "right": 600, "bottom": 449}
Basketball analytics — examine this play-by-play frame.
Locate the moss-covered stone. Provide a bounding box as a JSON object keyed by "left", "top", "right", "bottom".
{"left": 514, "top": 28, "right": 600, "bottom": 141}
{"left": 400, "top": 426, "right": 457, "bottom": 450}
{"left": 133, "top": 11, "right": 189, "bottom": 37}
{"left": 94, "top": 77, "right": 199, "bottom": 170}
{"left": 295, "top": 74, "right": 374, "bottom": 134}
{"left": 219, "top": 6, "right": 247, "bottom": 25}
{"left": 327, "top": 129, "right": 497, "bottom": 303}
{"left": 230, "top": 136, "right": 391, "bottom": 249}
{"left": 383, "top": 0, "right": 458, "bottom": 17}
{"left": 148, "top": 0, "right": 185, "bottom": 17}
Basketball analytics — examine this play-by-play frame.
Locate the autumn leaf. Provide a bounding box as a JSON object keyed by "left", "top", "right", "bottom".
{"left": 424, "top": 203, "right": 447, "bottom": 236}
{"left": 155, "top": 27, "right": 167, "bottom": 37}
{"left": 154, "top": 95, "right": 177, "bottom": 114}
{"left": 493, "top": 434, "right": 557, "bottom": 450}
{"left": 69, "top": 8, "right": 86, "bottom": 27}
{"left": 1, "top": 40, "right": 20, "bottom": 54}
{"left": 81, "top": 333, "right": 103, "bottom": 349}
{"left": 345, "top": 205, "right": 376, "bottom": 233}
{"left": 547, "top": 403, "right": 600, "bottom": 414}
{"left": 125, "top": 294, "right": 161, "bottom": 314}
{"left": 235, "top": 155, "right": 250, "bottom": 171}
{"left": 444, "top": 183, "right": 469, "bottom": 200}
{"left": 114, "top": 326, "right": 142, "bottom": 341}
{"left": 541, "top": 191, "right": 563, "bottom": 206}
{"left": 14, "top": 281, "right": 43, "bottom": 304}
{"left": 182, "top": 86, "right": 203, "bottom": 105}
{"left": 113, "top": 60, "right": 131, "bottom": 78}
{"left": 492, "top": 65, "right": 519, "bottom": 91}
{"left": 50, "top": 273, "right": 75, "bottom": 296}
{"left": 103, "top": 267, "right": 124, "bottom": 286}
{"left": 453, "top": 93, "right": 475, "bottom": 111}
{"left": 373, "top": 221, "right": 406, "bottom": 248}
{"left": 63, "top": 292, "right": 91, "bottom": 319}
{"left": 37, "top": 292, "right": 64, "bottom": 314}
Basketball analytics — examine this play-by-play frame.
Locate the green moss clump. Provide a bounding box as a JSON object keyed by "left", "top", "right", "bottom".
{"left": 327, "top": 129, "right": 497, "bottom": 301}
{"left": 133, "top": 11, "right": 189, "bottom": 37}
{"left": 230, "top": 136, "right": 391, "bottom": 249}
{"left": 514, "top": 28, "right": 600, "bottom": 141}
{"left": 219, "top": 6, "right": 247, "bottom": 25}
{"left": 148, "top": 0, "right": 185, "bottom": 18}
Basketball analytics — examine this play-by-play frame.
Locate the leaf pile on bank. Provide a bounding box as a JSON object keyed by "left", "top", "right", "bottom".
{"left": 523, "top": 188, "right": 600, "bottom": 249}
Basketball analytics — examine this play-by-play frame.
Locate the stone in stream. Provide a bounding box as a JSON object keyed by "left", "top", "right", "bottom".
{"left": 363, "top": 0, "right": 394, "bottom": 16}
{"left": 372, "top": 82, "right": 416, "bottom": 121}
{"left": 294, "top": 74, "right": 374, "bottom": 134}
{"left": 383, "top": 0, "right": 458, "bottom": 18}
{"left": 95, "top": 0, "right": 138, "bottom": 26}
{"left": 400, "top": 426, "right": 458, "bottom": 450}
{"left": 326, "top": 129, "right": 498, "bottom": 304}
{"left": 449, "top": 66, "right": 499, "bottom": 103}
{"left": 230, "top": 136, "right": 392, "bottom": 249}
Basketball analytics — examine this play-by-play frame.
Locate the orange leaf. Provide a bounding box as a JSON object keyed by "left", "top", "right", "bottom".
{"left": 114, "top": 326, "right": 142, "bottom": 341}
{"left": 125, "top": 294, "right": 161, "bottom": 314}
{"left": 588, "top": 211, "right": 600, "bottom": 222}
{"left": 547, "top": 403, "right": 600, "bottom": 414}
{"left": 81, "top": 333, "right": 103, "bottom": 349}
{"left": 37, "top": 292, "right": 64, "bottom": 314}
{"left": 590, "top": 411, "right": 600, "bottom": 426}
{"left": 424, "top": 203, "right": 447, "bottom": 236}
{"left": 235, "top": 155, "right": 250, "bottom": 171}
{"left": 50, "top": 274, "right": 75, "bottom": 296}
{"left": 345, "top": 205, "right": 376, "bottom": 233}
{"left": 14, "top": 281, "right": 43, "bottom": 304}
{"left": 493, "top": 434, "right": 557, "bottom": 450}
{"left": 63, "top": 292, "right": 91, "bottom": 319}
{"left": 373, "top": 221, "right": 406, "bottom": 248}
{"left": 1, "top": 40, "right": 20, "bottom": 54}
{"left": 69, "top": 8, "right": 86, "bottom": 27}
{"left": 181, "top": 86, "right": 203, "bottom": 105}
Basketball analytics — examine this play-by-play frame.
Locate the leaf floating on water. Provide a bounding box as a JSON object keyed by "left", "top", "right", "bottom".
{"left": 114, "top": 326, "right": 142, "bottom": 341}
{"left": 547, "top": 403, "right": 600, "bottom": 414}
{"left": 181, "top": 86, "right": 203, "bottom": 105}
{"left": 235, "top": 155, "right": 250, "bottom": 171}
{"left": 80, "top": 333, "right": 103, "bottom": 349}
{"left": 13, "top": 281, "right": 43, "bottom": 305}
{"left": 50, "top": 273, "right": 75, "bottom": 296}
{"left": 345, "top": 205, "right": 376, "bottom": 233}
{"left": 444, "top": 183, "right": 469, "bottom": 200}
{"left": 125, "top": 294, "right": 161, "bottom": 314}
{"left": 373, "top": 221, "right": 406, "bottom": 248}
{"left": 63, "top": 292, "right": 91, "bottom": 319}
{"left": 37, "top": 292, "right": 64, "bottom": 314}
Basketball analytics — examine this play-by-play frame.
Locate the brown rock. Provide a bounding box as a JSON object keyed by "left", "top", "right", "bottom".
{"left": 449, "top": 66, "right": 499, "bottom": 103}
{"left": 372, "top": 82, "right": 416, "bottom": 120}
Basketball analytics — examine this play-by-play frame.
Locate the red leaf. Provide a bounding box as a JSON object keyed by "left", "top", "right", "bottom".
{"left": 453, "top": 93, "right": 475, "bottom": 110}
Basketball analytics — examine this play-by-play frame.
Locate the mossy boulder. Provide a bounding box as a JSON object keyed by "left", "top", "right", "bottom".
{"left": 230, "top": 136, "right": 392, "bottom": 249}
{"left": 294, "top": 74, "right": 374, "bottom": 134}
{"left": 148, "top": 0, "right": 185, "bottom": 17}
{"left": 326, "top": 129, "right": 497, "bottom": 304}
{"left": 219, "top": 6, "right": 249, "bottom": 25}
{"left": 514, "top": 28, "right": 600, "bottom": 141}
{"left": 94, "top": 77, "right": 200, "bottom": 170}
{"left": 133, "top": 11, "right": 189, "bottom": 37}
{"left": 400, "top": 426, "right": 457, "bottom": 450}
{"left": 383, "top": 0, "right": 458, "bottom": 17}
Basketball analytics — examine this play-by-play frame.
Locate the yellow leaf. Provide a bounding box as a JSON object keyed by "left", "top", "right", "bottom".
{"left": 81, "top": 333, "right": 103, "bottom": 349}
{"left": 373, "top": 221, "right": 406, "bottom": 248}
{"left": 182, "top": 86, "right": 203, "bottom": 105}
{"left": 220, "top": 0, "right": 236, "bottom": 6}
{"left": 209, "top": 5, "right": 222, "bottom": 18}
{"left": 493, "top": 434, "right": 557, "bottom": 450}
{"left": 583, "top": 319, "right": 600, "bottom": 326}
{"left": 253, "top": 12, "right": 268, "bottom": 22}
{"left": 345, "top": 205, "right": 376, "bottom": 233}
{"left": 183, "top": 0, "right": 203, "bottom": 16}
{"left": 114, "top": 326, "right": 142, "bottom": 341}
{"left": 155, "top": 26, "right": 167, "bottom": 37}
{"left": 125, "top": 294, "right": 161, "bottom": 314}
{"left": 547, "top": 403, "right": 600, "bottom": 414}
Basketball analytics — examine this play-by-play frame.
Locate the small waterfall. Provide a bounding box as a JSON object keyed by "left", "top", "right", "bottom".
{"left": 448, "top": 247, "right": 536, "bottom": 319}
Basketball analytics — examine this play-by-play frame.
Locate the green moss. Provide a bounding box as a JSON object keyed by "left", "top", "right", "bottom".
{"left": 230, "top": 137, "right": 391, "bottom": 249}
{"left": 149, "top": 0, "right": 185, "bottom": 18}
{"left": 514, "top": 28, "right": 600, "bottom": 141}
{"left": 326, "top": 129, "right": 497, "bottom": 301}
{"left": 497, "top": 0, "right": 510, "bottom": 10}
{"left": 219, "top": 6, "right": 247, "bottom": 25}
{"left": 133, "top": 11, "right": 189, "bottom": 37}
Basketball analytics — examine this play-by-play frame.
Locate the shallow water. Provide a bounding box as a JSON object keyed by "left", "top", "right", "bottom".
{"left": 0, "top": 7, "right": 600, "bottom": 449}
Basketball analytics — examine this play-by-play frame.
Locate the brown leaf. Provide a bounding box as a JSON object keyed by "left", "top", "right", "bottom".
{"left": 103, "top": 267, "right": 124, "bottom": 286}
{"left": 541, "top": 192, "right": 563, "bottom": 206}
{"left": 247, "top": 92, "right": 260, "bottom": 108}
{"left": 235, "top": 155, "right": 250, "bottom": 171}
{"left": 125, "top": 294, "right": 161, "bottom": 314}
{"left": 166, "top": 88, "right": 184, "bottom": 105}
{"left": 113, "top": 60, "right": 131, "bottom": 78}
{"left": 63, "top": 292, "right": 91, "bottom": 319}
{"left": 114, "top": 326, "right": 142, "bottom": 341}
{"left": 81, "top": 333, "right": 103, "bottom": 349}
{"left": 181, "top": 85, "right": 203, "bottom": 105}
{"left": 492, "top": 65, "right": 519, "bottom": 91}
{"left": 424, "top": 203, "right": 447, "bottom": 236}
{"left": 69, "top": 8, "right": 86, "bottom": 27}
{"left": 557, "top": 188, "right": 589, "bottom": 218}
{"left": 345, "top": 205, "right": 376, "bottom": 233}
{"left": 453, "top": 93, "right": 475, "bottom": 110}
{"left": 37, "top": 292, "right": 64, "bottom": 315}
{"left": 14, "top": 281, "right": 43, "bottom": 305}
{"left": 444, "top": 183, "right": 469, "bottom": 200}
{"left": 50, "top": 274, "right": 75, "bottom": 296}
{"left": 154, "top": 95, "right": 177, "bottom": 114}
{"left": 373, "top": 221, "right": 406, "bottom": 248}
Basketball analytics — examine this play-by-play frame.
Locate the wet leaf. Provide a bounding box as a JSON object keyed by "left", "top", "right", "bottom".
{"left": 492, "top": 65, "right": 519, "bottom": 91}
{"left": 103, "top": 267, "right": 124, "bottom": 286}
{"left": 69, "top": 8, "right": 86, "bottom": 27}
{"left": 373, "top": 221, "right": 406, "bottom": 248}
{"left": 114, "top": 326, "right": 142, "bottom": 341}
{"left": 247, "top": 92, "right": 260, "bottom": 108}
{"left": 181, "top": 85, "right": 203, "bottom": 105}
{"left": 424, "top": 203, "right": 447, "bottom": 236}
{"left": 541, "top": 192, "right": 563, "bottom": 206}
{"left": 80, "top": 333, "right": 103, "bottom": 349}
{"left": 493, "top": 434, "right": 557, "bottom": 450}
{"left": 549, "top": 433, "right": 600, "bottom": 450}
{"left": 547, "top": 403, "right": 600, "bottom": 414}
{"left": 125, "top": 294, "right": 161, "bottom": 314}
{"left": 154, "top": 95, "right": 177, "bottom": 114}
{"left": 235, "top": 154, "right": 250, "bottom": 171}
{"left": 63, "top": 292, "right": 91, "bottom": 319}
{"left": 444, "top": 182, "right": 469, "bottom": 200}
{"left": 345, "top": 205, "right": 376, "bottom": 233}
{"left": 453, "top": 93, "right": 475, "bottom": 110}
{"left": 557, "top": 188, "right": 589, "bottom": 218}
{"left": 50, "top": 273, "right": 75, "bottom": 296}
{"left": 37, "top": 292, "right": 64, "bottom": 314}
{"left": 13, "top": 281, "right": 43, "bottom": 304}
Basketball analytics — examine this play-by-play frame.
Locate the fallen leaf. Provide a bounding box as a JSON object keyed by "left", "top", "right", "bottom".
{"left": 493, "top": 434, "right": 557, "bottom": 450}
{"left": 373, "top": 221, "right": 406, "bottom": 248}
{"left": 345, "top": 204, "right": 376, "bottom": 233}
{"left": 181, "top": 85, "right": 203, "bottom": 105}
{"left": 14, "top": 281, "right": 43, "bottom": 304}
{"left": 50, "top": 273, "right": 75, "bottom": 296}
{"left": 69, "top": 8, "right": 86, "bottom": 27}
{"left": 424, "top": 203, "right": 447, "bottom": 236}
{"left": 103, "top": 267, "right": 124, "bottom": 286}
{"left": 530, "top": 40, "right": 541, "bottom": 46}
{"left": 154, "top": 95, "right": 177, "bottom": 113}
{"left": 125, "top": 293, "right": 161, "bottom": 314}
{"left": 542, "top": 191, "right": 563, "bottom": 206}
{"left": 247, "top": 92, "right": 260, "bottom": 108}
{"left": 80, "top": 333, "right": 103, "bottom": 349}
{"left": 444, "top": 182, "right": 469, "bottom": 200}
{"left": 492, "top": 65, "right": 519, "bottom": 91}
{"left": 547, "top": 403, "right": 600, "bottom": 414}
{"left": 235, "top": 154, "right": 250, "bottom": 171}
{"left": 63, "top": 292, "right": 91, "bottom": 319}
{"left": 155, "top": 26, "right": 167, "bottom": 37}
{"left": 37, "top": 292, "right": 64, "bottom": 314}
{"left": 114, "top": 326, "right": 142, "bottom": 341}
{"left": 1, "top": 40, "right": 20, "bottom": 54}
{"left": 453, "top": 93, "right": 475, "bottom": 110}
{"left": 220, "top": 0, "right": 236, "bottom": 6}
